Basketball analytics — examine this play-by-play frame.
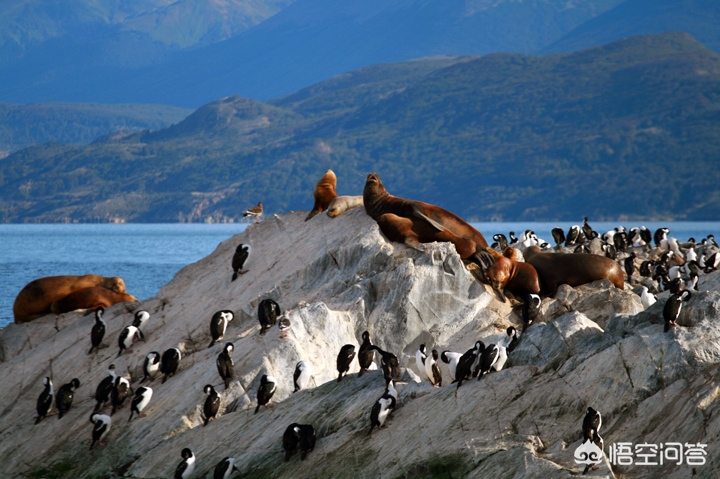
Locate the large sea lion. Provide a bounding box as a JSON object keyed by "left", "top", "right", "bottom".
{"left": 50, "top": 287, "right": 138, "bottom": 314}
{"left": 524, "top": 246, "right": 625, "bottom": 296}
{"left": 306, "top": 169, "right": 338, "bottom": 220}
{"left": 363, "top": 173, "right": 500, "bottom": 267}
{"left": 13, "top": 275, "right": 126, "bottom": 323}
{"left": 327, "top": 195, "right": 363, "bottom": 218}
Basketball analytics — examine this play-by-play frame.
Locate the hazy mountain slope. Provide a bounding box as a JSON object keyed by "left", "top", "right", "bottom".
{"left": 0, "top": 0, "right": 622, "bottom": 107}
{"left": 1, "top": 33, "right": 719, "bottom": 223}
{"left": 544, "top": 0, "right": 720, "bottom": 54}
{"left": 0, "top": 102, "right": 192, "bottom": 157}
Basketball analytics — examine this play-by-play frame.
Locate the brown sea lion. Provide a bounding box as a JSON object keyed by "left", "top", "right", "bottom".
{"left": 363, "top": 173, "right": 501, "bottom": 268}
{"left": 327, "top": 195, "right": 363, "bottom": 218}
{"left": 13, "top": 275, "right": 126, "bottom": 323}
{"left": 306, "top": 169, "right": 338, "bottom": 220}
{"left": 524, "top": 246, "right": 625, "bottom": 296}
{"left": 50, "top": 287, "right": 138, "bottom": 314}
{"left": 485, "top": 256, "right": 541, "bottom": 299}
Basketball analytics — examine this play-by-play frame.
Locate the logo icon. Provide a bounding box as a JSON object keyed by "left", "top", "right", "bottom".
{"left": 575, "top": 439, "right": 603, "bottom": 465}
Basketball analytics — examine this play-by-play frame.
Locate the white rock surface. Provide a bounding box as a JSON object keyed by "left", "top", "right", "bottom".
{"left": 1, "top": 208, "right": 720, "bottom": 478}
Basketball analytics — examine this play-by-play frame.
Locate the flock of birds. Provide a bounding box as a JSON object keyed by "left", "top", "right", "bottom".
{"left": 30, "top": 211, "right": 719, "bottom": 478}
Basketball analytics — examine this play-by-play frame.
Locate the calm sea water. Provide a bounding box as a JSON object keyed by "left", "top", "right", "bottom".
{"left": 1, "top": 221, "right": 718, "bottom": 328}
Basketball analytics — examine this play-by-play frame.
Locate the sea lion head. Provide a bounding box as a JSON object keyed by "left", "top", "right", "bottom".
{"left": 103, "top": 277, "right": 126, "bottom": 294}
{"left": 363, "top": 173, "right": 388, "bottom": 217}
{"left": 486, "top": 256, "right": 511, "bottom": 291}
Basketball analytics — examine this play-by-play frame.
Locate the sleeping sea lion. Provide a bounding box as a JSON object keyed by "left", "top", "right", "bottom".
{"left": 13, "top": 275, "right": 126, "bottom": 323}
{"left": 327, "top": 195, "right": 363, "bottom": 218}
{"left": 306, "top": 169, "right": 338, "bottom": 221}
{"left": 362, "top": 173, "right": 500, "bottom": 269}
{"left": 50, "top": 287, "right": 138, "bottom": 314}
{"left": 524, "top": 246, "right": 625, "bottom": 296}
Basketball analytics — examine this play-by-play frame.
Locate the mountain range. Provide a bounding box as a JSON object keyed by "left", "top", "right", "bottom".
{"left": 2, "top": 32, "right": 718, "bottom": 223}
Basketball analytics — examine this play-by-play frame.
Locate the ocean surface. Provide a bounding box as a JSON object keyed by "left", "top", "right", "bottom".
{"left": 1, "top": 221, "right": 718, "bottom": 328}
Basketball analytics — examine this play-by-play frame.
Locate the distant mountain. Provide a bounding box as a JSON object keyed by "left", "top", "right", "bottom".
{"left": 0, "top": 0, "right": 624, "bottom": 107}
{"left": 0, "top": 102, "right": 191, "bottom": 157}
{"left": 1, "top": 33, "right": 719, "bottom": 223}
{"left": 545, "top": 0, "right": 720, "bottom": 54}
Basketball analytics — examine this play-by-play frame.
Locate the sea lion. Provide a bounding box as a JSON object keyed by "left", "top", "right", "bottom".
{"left": 524, "top": 246, "right": 625, "bottom": 296}
{"left": 327, "top": 195, "right": 363, "bottom": 218}
{"left": 363, "top": 173, "right": 500, "bottom": 267}
{"left": 485, "top": 256, "right": 541, "bottom": 299}
{"left": 13, "top": 275, "right": 126, "bottom": 323}
{"left": 305, "top": 169, "right": 338, "bottom": 220}
{"left": 50, "top": 287, "right": 138, "bottom": 314}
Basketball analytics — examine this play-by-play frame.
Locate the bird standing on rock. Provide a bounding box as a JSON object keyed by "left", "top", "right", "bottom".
{"left": 216, "top": 343, "right": 235, "bottom": 390}
{"left": 425, "top": 349, "right": 442, "bottom": 387}
{"left": 415, "top": 344, "right": 427, "bottom": 380}
{"left": 88, "top": 307, "right": 106, "bottom": 354}
{"left": 258, "top": 299, "right": 281, "bottom": 335}
{"left": 94, "top": 364, "right": 116, "bottom": 412}
{"left": 128, "top": 386, "right": 152, "bottom": 422}
{"left": 664, "top": 290, "right": 691, "bottom": 332}
{"left": 231, "top": 244, "right": 251, "bottom": 280}
{"left": 255, "top": 375, "right": 277, "bottom": 413}
{"left": 370, "top": 345, "right": 400, "bottom": 385}
{"left": 35, "top": 377, "right": 54, "bottom": 424}
{"left": 336, "top": 344, "right": 356, "bottom": 382}
{"left": 56, "top": 378, "right": 80, "bottom": 419}
{"left": 89, "top": 413, "right": 112, "bottom": 450}
{"left": 161, "top": 348, "right": 182, "bottom": 384}
{"left": 142, "top": 351, "right": 161, "bottom": 382}
{"left": 357, "top": 331, "right": 375, "bottom": 376}
{"left": 581, "top": 407, "right": 603, "bottom": 474}
{"left": 117, "top": 325, "right": 141, "bottom": 356}
{"left": 203, "top": 384, "right": 221, "bottom": 426}
{"left": 278, "top": 311, "right": 292, "bottom": 338}
{"left": 209, "top": 310, "right": 234, "bottom": 348}
{"left": 132, "top": 310, "right": 150, "bottom": 340}
{"left": 243, "top": 202, "right": 263, "bottom": 223}
{"left": 441, "top": 351, "right": 461, "bottom": 382}
{"left": 175, "top": 448, "right": 196, "bottom": 479}
{"left": 294, "top": 361, "right": 312, "bottom": 392}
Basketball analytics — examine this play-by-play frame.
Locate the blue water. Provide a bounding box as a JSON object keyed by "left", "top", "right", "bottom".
{"left": 0, "top": 224, "right": 247, "bottom": 328}
{"left": 1, "top": 221, "right": 718, "bottom": 328}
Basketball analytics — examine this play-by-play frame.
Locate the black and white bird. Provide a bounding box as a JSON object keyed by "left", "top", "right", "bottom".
{"left": 455, "top": 341, "right": 482, "bottom": 392}
{"left": 132, "top": 310, "right": 150, "bottom": 339}
{"left": 370, "top": 345, "right": 401, "bottom": 385}
{"left": 258, "top": 299, "right": 281, "bottom": 335}
{"left": 255, "top": 374, "right": 277, "bottom": 414}
{"left": 174, "top": 448, "right": 196, "bottom": 479}
{"left": 509, "top": 231, "right": 518, "bottom": 244}
{"left": 522, "top": 293, "right": 541, "bottom": 325}
{"left": 357, "top": 331, "right": 375, "bottom": 376}
{"left": 440, "top": 351, "right": 462, "bottom": 382}
{"left": 494, "top": 327, "right": 519, "bottom": 372}
{"left": 565, "top": 225, "right": 581, "bottom": 246}
{"left": 89, "top": 413, "right": 112, "bottom": 450}
{"left": 601, "top": 243, "right": 617, "bottom": 260}
{"left": 141, "top": 351, "right": 161, "bottom": 382}
{"left": 551, "top": 227, "right": 565, "bottom": 249}
{"left": 117, "top": 325, "right": 141, "bottom": 357}
{"left": 582, "top": 217, "right": 595, "bottom": 242}
{"left": 476, "top": 342, "right": 499, "bottom": 380}
{"left": 243, "top": 201, "right": 263, "bottom": 223}
{"left": 664, "top": 290, "right": 692, "bottom": 332}
{"left": 88, "top": 307, "right": 106, "bottom": 354}
{"left": 35, "top": 376, "right": 54, "bottom": 424}
{"left": 208, "top": 310, "right": 235, "bottom": 348}
{"left": 293, "top": 361, "right": 312, "bottom": 392}
{"left": 231, "top": 244, "right": 251, "bottom": 281}
{"left": 581, "top": 407, "right": 604, "bottom": 474}
{"left": 368, "top": 389, "right": 397, "bottom": 435}
{"left": 128, "top": 386, "right": 152, "bottom": 422}
{"left": 216, "top": 343, "right": 234, "bottom": 390}
{"left": 282, "top": 423, "right": 316, "bottom": 461}
{"left": 624, "top": 253, "right": 636, "bottom": 281}
{"left": 203, "top": 384, "right": 221, "bottom": 426}
{"left": 110, "top": 375, "right": 131, "bottom": 416}
{"left": 415, "top": 344, "right": 428, "bottom": 381}
{"left": 640, "top": 286, "right": 657, "bottom": 310}
{"left": 214, "top": 457, "right": 240, "bottom": 479}
{"left": 161, "top": 348, "right": 182, "bottom": 384}
{"left": 94, "top": 364, "right": 117, "bottom": 412}
{"left": 56, "top": 378, "right": 80, "bottom": 419}
{"left": 493, "top": 233, "right": 509, "bottom": 251}
{"left": 654, "top": 227, "right": 670, "bottom": 247}
{"left": 336, "top": 344, "right": 356, "bottom": 382}
{"left": 424, "top": 349, "right": 442, "bottom": 387}
{"left": 278, "top": 311, "right": 292, "bottom": 338}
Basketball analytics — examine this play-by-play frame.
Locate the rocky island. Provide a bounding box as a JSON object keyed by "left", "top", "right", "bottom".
{"left": 1, "top": 208, "right": 719, "bottom": 478}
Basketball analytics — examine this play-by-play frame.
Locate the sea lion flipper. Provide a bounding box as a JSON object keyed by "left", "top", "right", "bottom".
{"left": 411, "top": 206, "right": 444, "bottom": 232}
